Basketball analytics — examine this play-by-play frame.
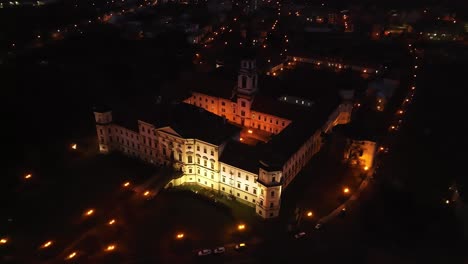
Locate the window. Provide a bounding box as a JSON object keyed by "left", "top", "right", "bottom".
{"left": 245, "top": 196, "right": 248, "bottom": 200}
{"left": 241, "top": 101, "right": 246, "bottom": 107}
{"left": 189, "top": 168, "right": 193, "bottom": 173}
{"left": 222, "top": 167, "right": 226, "bottom": 172}
{"left": 253, "top": 199, "right": 256, "bottom": 203}
{"left": 237, "top": 193, "right": 240, "bottom": 197}
{"left": 210, "top": 150, "right": 214, "bottom": 156}
{"left": 197, "top": 157, "right": 200, "bottom": 164}
{"left": 197, "top": 168, "right": 200, "bottom": 174}
{"left": 142, "top": 127, "right": 145, "bottom": 132}
{"left": 238, "top": 172, "right": 241, "bottom": 177}
{"left": 221, "top": 108, "right": 226, "bottom": 113}
{"left": 270, "top": 118, "right": 272, "bottom": 123}
{"left": 282, "top": 121, "right": 285, "bottom": 126}
{"left": 270, "top": 202, "right": 274, "bottom": 208}
{"left": 241, "top": 110, "right": 245, "bottom": 116}
{"left": 237, "top": 182, "right": 241, "bottom": 188}
{"left": 99, "top": 128, "right": 103, "bottom": 135}
{"left": 204, "top": 160, "right": 207, "bottom": 167}
{"left": 211, "top": 100, "right": 214, "bottom": 104}
{"left": 271, "top": 191, "right": 275, "bottom": 197}
{"left": 178, "top": 153, "right": 182, "bottom": 161}
{"left": 272, "top": 176, "right": 276, "bottom": 183}
{"left": 222, "top": 177, "right": 226, "bottom": 182}
{"left": 245, "top": 186, "right": 249, "bottom": 191}
{"left": 246, "top": 175, "right": 249, "bottom": 181}
{"left": 210, "top": 162, "right": 214, "bottom": 169}
{"left": 197, "top": 145, "right": 200, "bottom": 151}
{"left": 261, "top": 189, "right": 264, "bottom": 195}
{"left": 204, "top": 171, "right": 207, "bottom": 176}
{"left": 253, "top": 188, "right": 257, "bottom": 194}
{"left": 260, "top": 200, "right": 263, "bottom": 206}
{"left": 221, "top": 101, "right": 226, "bottom": 106}
{"left": 222, "top": 187, "right": 225, "bottom": 191}
{"left": 242, "top": 76, "right": 247, "bottom": 88}
{"left": 203, "top": 148, "right": 207, "bottom": 154}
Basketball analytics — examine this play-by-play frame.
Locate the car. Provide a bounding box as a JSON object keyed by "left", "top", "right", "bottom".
{"left": 234, "top": 242, "right": 246, "bottom": 250}
{"left": 294, "top": 231, "right": 306, "bottom": 239}
{"left": 197, "top": 249, "right": 212, "bottom": 256}
{"left": 213, "top": 247, "right": 225, "bottom": 254}
{"left": 315, "top": 223, "right": 322, "bottom": 230}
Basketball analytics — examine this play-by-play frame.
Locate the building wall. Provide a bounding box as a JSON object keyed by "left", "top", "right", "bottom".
{"left": 250, "top": 111, "right": 291, "bottom": 134}
{"left": 219, "top": 163, "right": 259, "bottom": 206}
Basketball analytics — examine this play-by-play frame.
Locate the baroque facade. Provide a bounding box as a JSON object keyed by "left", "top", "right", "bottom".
{"left": 94, "top": 59, "right": 353, "bottom": 219}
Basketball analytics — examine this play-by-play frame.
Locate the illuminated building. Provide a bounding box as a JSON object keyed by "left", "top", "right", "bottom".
{"left": 93, "top": 60, "right": 353, "bottom": 218}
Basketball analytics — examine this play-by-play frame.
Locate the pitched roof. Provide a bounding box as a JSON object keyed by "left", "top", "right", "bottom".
{"left": 219, "top": 140, "right": 260, "bottom": 174}
{"left": 259, "top": 95, "right": 342, "bottom": 166}
{"left": 113, "top": 102, "right": 241, "bottom": 145}
{"left": 251, "top": 95, "right": 313, "bottom": 120}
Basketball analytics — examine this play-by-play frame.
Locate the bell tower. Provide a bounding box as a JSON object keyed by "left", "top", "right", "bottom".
{"left": 235, "top": 59, "right": 258, "bottom": 127}
{"left": 237, "top": 59, "right": 258, "bottom": 96}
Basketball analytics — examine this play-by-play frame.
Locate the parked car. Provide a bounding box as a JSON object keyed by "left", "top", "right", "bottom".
{"left": 197, "top": 249, "right": 212, "bottom": 256}
{"left": 234, "top": 242, "right": 246, "bottom": 251}
{"left": 213, "top": 247, "right": 225, "bottom": 254}
{"left": 294, "top": 231, "right": 306, "bottom": 239}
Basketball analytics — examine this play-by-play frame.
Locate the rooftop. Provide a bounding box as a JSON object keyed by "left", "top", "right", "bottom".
{"left": 219, "top": 140, "right": 260, "bottom": 174}
{"left": 113, "top": 102, "right": 241, "bottom": 146}
{"left": 259, "top": 95, "right": 342, "bottom": 166}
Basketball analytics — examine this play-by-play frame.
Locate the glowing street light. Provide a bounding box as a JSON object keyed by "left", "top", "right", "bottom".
{"left": 176, "top": 233, "right": 184, "bottom": 239}
{"left": 41, "top": 240, "right": 53, "bottom": 249}
{"left": 343, "top": 187, "right": 350, "bottom": 194}
{"left": 143, "top": 191, "right": 150, "bottom": 196}
{"left": 306, "top": 211, "right": 313, "bottom": 217}
{"left": 71, "top": 143, "right": 77, "bottom": 150}
{"left": 364, "top": 166, "right": 369, "bottom": 171}
{"left": 122, "top": 181, "right": 130, "bottom": 187}
{"left": 24, "top": 173, "right": 32, "bottom": 180}
{"left": 237, "top": 224, "right": 246, "bottom": 231}
{"left": 105, "top": 244, "right": 116, "bottom": 252}
{"left": 247, "top": 129, "right": 253, "bottom": 134}
{"left": 66, "top": 252, "right": 77, "bottom": 260}
{"left": 85, "top": 209, "right": 94, "bottom": 216}
{"left": 445, "top": 199, "right": 450, "bottom": 204}
{"left": 0, "top": 238, "right": 8, "bottom": 244}
{"left": 108, "top": 219, "right": 116, "bottom": 225}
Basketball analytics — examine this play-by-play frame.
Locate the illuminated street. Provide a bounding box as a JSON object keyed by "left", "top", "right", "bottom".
{"left": 2, "top": 0, "right": 467, "bottom": 263}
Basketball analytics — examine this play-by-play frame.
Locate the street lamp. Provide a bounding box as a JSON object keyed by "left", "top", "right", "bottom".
{"left": 343, "top": 187, "right": 350, "bottom": 194}
{"left": 71, "top": 143, "right": 77, "bottom": 150}
{"left": 108, "top": 219, "right": 116, "bottom": 225}
{"left": 176, "top": 233, "right": 184, "bottom": 239}
{"left": 41, "top": 240, "right": 53, "bottom": 249}
{"left": 122, "top": 181, "right": 130, "bottom": 188}
{"left": 105, "top": 244, "right": 116, "bottom": 252}
{"left": 237, "top": 224, "right": 246, "bottom": 231}
{"left": 66, "top": 252, "right": 77, "bottom": 260}
{"left": 24, "top": 173, "right": 32, "bottom": 180}
{"left": 306, "top": 211, "right": 313, "bottom": 217}
{"left": 85, "top": 209, "right": 94, "bottom": 216}
{"left": 0, "top": 238, "right": 8, "bottom": 244}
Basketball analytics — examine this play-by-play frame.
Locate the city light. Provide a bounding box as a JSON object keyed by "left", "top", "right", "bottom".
{"left": 108, "top": 219, "right": 116, "bottom": 225}
{"left": 66, "top": 252, "right": 77, "bottom": 260}
{"left": 176, "top": 233, "right": 184, "bottom": 239}
{"left": 71, "top": 143, "right": 77, "bottom": 150}
{"left": 105, "top": 244, "right": 116, "bottom": 251}
{"left": 24, "top": 173, "right": 32, "bottom": 179}
{"left": 364, "top": 166, "right": 369, "bottom": 171}
{"left": 123, "top": 181, "right": 131, "bottom": 187}
{"left": 445, "top": 199, "right": 450, "bottom": 204}
{"left": 41, "top": 240, "right": 53, "bottom": 248}
{"left": 237, "top": 224, "right": 246, "bottom": 231}
{"left": 247, "top": 129, "right": 253, "bottom": 134}
{"left": 306, "top": 211, "right": 313, "bottom": 217}
{"left": 143, "top": 191, "right": 150, "bottom": 196}
{"left": 343, "top": 187, "right": 350, "bottom": 194}
{"left": 85, "top": 209, "right": 94, "bottom": 216}
{"left": 0, "top": 238, "right": 8, "bottom": 244}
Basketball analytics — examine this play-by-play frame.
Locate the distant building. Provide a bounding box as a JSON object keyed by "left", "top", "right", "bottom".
{"left": 93, "top": 59, "right": 353, "bottom": 219}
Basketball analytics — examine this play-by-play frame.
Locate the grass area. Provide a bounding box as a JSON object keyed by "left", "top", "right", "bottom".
{"left": 280, "top": 142, "right": 364, "bottom": 224}
{"left": 2, "top": 146, "right": 159, "bottom": 258}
